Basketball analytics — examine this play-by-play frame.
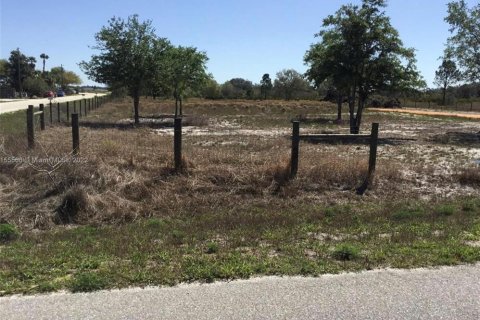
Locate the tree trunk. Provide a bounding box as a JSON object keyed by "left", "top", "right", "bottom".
{"left": 337, "top": 94, "right": 342, "bottom": 121}
{"left": 442, "top": 86, "right": 447, "bottom": 105}
{"left": 133, "top": 94, "right": 140, "bottom": 125}
{"left": 349, "top": 97, "right": 356, "bottom": 134}
{"left": 179, "top": 97, "right": 183, "bottom": 116}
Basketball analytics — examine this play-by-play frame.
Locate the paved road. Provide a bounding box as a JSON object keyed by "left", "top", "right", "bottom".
{"left": 370, "top": 107, "right": 480, "bottom": 120}
{"left": 1, "top": 263, "right": 479, "bottom": 320}
{"left": 0, "top": 93, "right": 107, "bottom": 115}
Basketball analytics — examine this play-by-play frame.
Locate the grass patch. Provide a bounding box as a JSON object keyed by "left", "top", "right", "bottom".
{"left": 0, "top": 224, "right": 19, "bottom": 243}
{"left": 0, "top": 198, "right": 479, "bottom": 296}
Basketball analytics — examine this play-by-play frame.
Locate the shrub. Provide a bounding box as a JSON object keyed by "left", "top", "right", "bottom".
{"left": 0, "top": 223, "right": 19, "bottom": 243}
{"left": 70, "top": 272, "right": 108, "bottom": 292}
{"left": 56, "top": 186, "right": 89, "bottom": 224}
{"left": 205, "top": 242, "right": 219, "bottom": 254}
{"left": 332, "top": 244, "right": 360, "bottom": 261}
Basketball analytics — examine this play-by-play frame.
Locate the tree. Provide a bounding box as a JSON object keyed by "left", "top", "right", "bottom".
{"left": 274, "top": 69, "right": 308, "bottom": 100}
{"left": 163, "top": 46, "right": 209, "bottom": 116}
{"left": 202, "top": 77, "right": 221, "bottom": 99}
{"left": 50, "top": 66, "right": 82, "bottom": 87}
{"left": 0, "top": 59, "right": 8, "bottom": 86}
{"left": 6, "top": 49, "right": 36, "bottom": 94}
{"left": 434, "top": 59, "right": 461, "bottom": 105}
{"left": 40, "top": 53, "right": 49, "bottom": 73}
{"left": 80, "top": 15, "right": 170, "bottom": 124}
{"left": 260, "top": 73, "right": 273, "bottom": 100}
{"left": 23, "top": 77, "right": 49, "bottom": 97}
{"left": 445, "top": 0, "right": 480, "bottom": 83}
{"left": 304, "top": 0, "right": 422, "bottom": 133}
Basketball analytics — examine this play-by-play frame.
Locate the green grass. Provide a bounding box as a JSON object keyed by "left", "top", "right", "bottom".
{"left": 1, "top": 198, "right": 479, "bottom": 296}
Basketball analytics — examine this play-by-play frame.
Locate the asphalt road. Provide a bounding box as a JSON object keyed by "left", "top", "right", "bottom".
{"left": 0, "top": 93, "right": 107, "bottom": 115}
{"left": 1, "top": 263, "right": 479, "bottom": 320}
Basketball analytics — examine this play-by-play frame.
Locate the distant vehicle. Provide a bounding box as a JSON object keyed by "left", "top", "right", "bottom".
{"left": 56, "top": 90, "right": 65, "bottom": 97}
{"left": 43, "top": 91, "right": 55, "bottom": 98}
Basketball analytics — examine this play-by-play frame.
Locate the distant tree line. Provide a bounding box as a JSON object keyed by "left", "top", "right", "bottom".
{"left": 0, "top": 49, "right": 81, "bottom": 98}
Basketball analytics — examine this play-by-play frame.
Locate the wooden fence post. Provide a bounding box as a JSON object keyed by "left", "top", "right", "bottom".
{"left": 84, "top": 99, "right": 87, "bottom": 116}
{"left": 49, "top": 101, "right": 53, "bottom": 124}
{"left": 291, "top": 120, "right": 300, "bottom": 177}
{"left": 39, "top": 104, "right": 45, "bottom": 131}
{"left": 74, "top": 100, "right": 77, "bottom": 115}
{"left": 57, "top": 103, "right": 61, "bottom": 123}
{"left": 356, "top": 123, "right": 379, "bottom": 195}
{"left": 27, "top": 105, "right": 34, "bottom": 149}
{"left": 174, "top": 117, "right": 182, "bottom": 172}
{"left": 72, "top": 113, "right": 79, "bottom": 155}
{"left": 66, "top": 102, "right": 70, "bottom": 122}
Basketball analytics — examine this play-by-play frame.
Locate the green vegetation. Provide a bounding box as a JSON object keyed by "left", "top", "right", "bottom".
{"left": 0, "top": 223, "right": 19, "bottom": 243}
{"left": 0, "top": 198, "right": 479, "bottom": 295}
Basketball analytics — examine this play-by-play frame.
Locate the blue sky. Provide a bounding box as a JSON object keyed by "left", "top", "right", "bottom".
{"left": 1, "top": 0, "right": 476, "bottom": 87}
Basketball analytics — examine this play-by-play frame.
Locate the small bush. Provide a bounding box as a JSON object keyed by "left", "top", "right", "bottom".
{"left": 434, "top": 204, "right": 455, "bottom": 216}
{"left": 205, "top": 242, "right": 219, "bottom": 254}
{"left": 0, "top": 223, "right": 19, "bottom": 243}
{"left": 332, "top": 244, "right": 360, "bottom": 261}
{"left": 56, "top": 186, "right": 89, "bottom": 224}
{"left": 70, "top": 272, "right": 108, "bottom": 292}
{"left": 267, "top": 159, "right": 291, "bottom": 186}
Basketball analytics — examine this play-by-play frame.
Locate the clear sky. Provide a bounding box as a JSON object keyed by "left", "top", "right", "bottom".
{"left": 1, "top": 0, "right": 476, "bottom": 88}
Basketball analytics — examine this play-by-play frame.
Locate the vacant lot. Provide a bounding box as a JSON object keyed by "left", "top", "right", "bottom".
{"left": 0, "top": 98, "right": 479, "bottom": 295}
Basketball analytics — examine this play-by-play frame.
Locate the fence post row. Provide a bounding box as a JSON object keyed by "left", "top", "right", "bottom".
{"left": 57, "top": 103, "right": 61, "bottom": 123}
{"left": 291, "top": 121, "right": 300, "bottom": 178}
{"left": 72, "top": 113, "right": 80, "bottom": 155}
{"left": 174, "top": 117, "right": 182, "bottom": 172}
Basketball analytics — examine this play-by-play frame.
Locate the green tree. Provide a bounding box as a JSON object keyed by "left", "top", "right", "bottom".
{"left": 163, "top": 46, "right": 209, "bottom": 116}
{"left": 80, "top": 15, "right": 170, "bottom": 124}
{"left": 7, "top": 49, "right": 36, "bottom": 94}
{"left": 23, "top": 77, "right": 49, "bottom": 97}
{"left": 202, "top": 77, "right": 221, "bottom": 99}
{"left": 274, "top": 69, "right": 308, "bottom": 100}
{"left": 434, "top": 59, "right": 461, "bottom": 105}
{"left": 445, "top": 0, "right": 480, "bottom": 83}
{"left": 304, "top": 0, "right": 422, "bottom": 133}
{"left": 50, "top": 66, "right": 82, "bottom": 87}
{"left": 40, "top": 53, "right": 49, "bottom": 73}
{"left": 260, "top": 73, "right": 273, "bottom": 100}
{"left": 0, "top": 59, "right": 8, "bottom": 86}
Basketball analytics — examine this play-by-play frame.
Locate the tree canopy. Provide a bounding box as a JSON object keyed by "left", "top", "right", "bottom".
{"left": 445, "top": 0, "right": 480, "bottom": 83}
{"left": 434, "top": 58, "right": 461, "bottom": 105}
{"left": 274, "top": 69, "right": 309, "bottom": 100}
{"left": 260, "top": 73, "right": 273, "bottom": 100}
{"left": 7, "top": 49, "right": 36, "bottom": 93}
{"left": 80, "top": 15, "right": 171, "bottom": 124}
{"left": 304, "top": 0, "right": 423, "bottom": 133}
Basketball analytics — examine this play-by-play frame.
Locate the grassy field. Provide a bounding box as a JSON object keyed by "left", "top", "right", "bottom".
{"left": 1, "top": 97, "right": 480, "bottom": 295}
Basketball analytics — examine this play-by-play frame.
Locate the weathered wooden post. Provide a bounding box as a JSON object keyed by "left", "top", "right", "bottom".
{"left": 356, "top": 123, "right": 379, "bottom": 195}
{"left": 27, "top": 105, "right": 34, "bottom": 149}
{"left": 84, "top": 99, "right": 87, "bottom": 115}
{"left": 39, "top": 104, "right": 45, "bottom": 131}
{"left": 57, "top": 103, "right": 61, "bottom": 123}
{"left": 49, "top": 101, "right": 53, "bottom": 124}
{"left": 291, "top": 120, "right": 300, "bottom": 178}
{"left": 174, "top": 117, "right": 182, "bottom": 172}
{"left": 72, "top": 113, "right": 79, "bottom": 155}
{"left": 66, "top": 102, "right": 70, "bottom": 121}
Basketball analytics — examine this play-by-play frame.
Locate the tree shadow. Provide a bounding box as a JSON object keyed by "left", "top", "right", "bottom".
{"left": 430, "top": 132, "right": 480, "bottom": 145}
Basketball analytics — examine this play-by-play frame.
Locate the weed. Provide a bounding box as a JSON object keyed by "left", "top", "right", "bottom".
{"left": 0, "top": 224, "right": 19, "bottom": 243}
{"left": 434, "top": 204, "right": 456, "bottom": 216}
{"left": 205, "top": 242, "right": 219, "bottom": 254}
{"left": 332, "top": 244, "right": 360, "bottom": 261}
{"left": 70, "top": 272, "right": 108, "bottom": 292}
{"left": 56, "top": 186, "right": 89, "bottom": 224}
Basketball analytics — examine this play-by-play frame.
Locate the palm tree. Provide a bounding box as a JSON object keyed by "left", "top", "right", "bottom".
{"left": 40, "top": 53, "right": 49, "bottom": 73}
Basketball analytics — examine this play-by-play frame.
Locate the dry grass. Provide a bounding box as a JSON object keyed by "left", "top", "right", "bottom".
{"left": 1, "top": 97, "right": 479, "bottom": 230}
